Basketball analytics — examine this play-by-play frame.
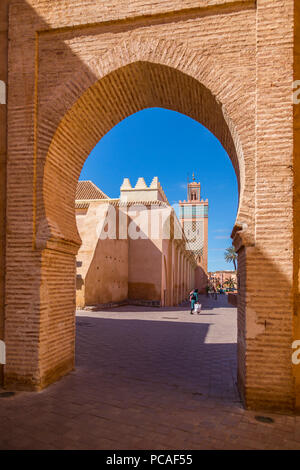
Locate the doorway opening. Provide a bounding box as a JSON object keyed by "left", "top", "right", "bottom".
{"left": 74, "top": 106, "right": 239, "bottom": 403}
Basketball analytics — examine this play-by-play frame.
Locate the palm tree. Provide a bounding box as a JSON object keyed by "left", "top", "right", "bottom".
{"left": 227, "top": 276, "right": 236, "bottom": 289}
{"left": 224, "top": 245, "right": 237, "bottom": 271}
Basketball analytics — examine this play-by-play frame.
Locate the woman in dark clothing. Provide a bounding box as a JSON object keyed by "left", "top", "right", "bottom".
{"left": 189, "top": 288, "right": 198, "bottom": 314}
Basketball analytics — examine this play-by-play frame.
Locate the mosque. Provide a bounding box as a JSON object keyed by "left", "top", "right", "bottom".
{"left": 75, "top": 175, "right": 208, "bottom": 308}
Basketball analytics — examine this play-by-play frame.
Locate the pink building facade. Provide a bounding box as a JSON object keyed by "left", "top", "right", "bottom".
{"left": 75, "top": 178, "right": 197, "bottom": 308}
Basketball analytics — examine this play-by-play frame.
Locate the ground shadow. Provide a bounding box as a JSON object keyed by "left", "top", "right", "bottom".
{"left": 75, "top": 315, "right": 238, "bottom": 403}
{"left": 81, "top": 293, "right": 234, "bottom": 313}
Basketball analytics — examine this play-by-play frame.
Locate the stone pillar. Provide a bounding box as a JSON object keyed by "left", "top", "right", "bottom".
{"left": 176, "top": 246, "right": 180, "bottom": 304}
{"left": 192, "top": 265, "right": 195, "bottom": 291}
{"left": 168, "top": 240, "right": 173, "bottom": 306}
{"left": 183, "top": 257, "right": 187, "bottom": 301}
{"left": 187, "top": 259, "right": 189, "bottom": 298}
{"left": 171, "top": 241, "right": 176, "bottom": 306}
{"left": 186, "top": 262, "right": 189, "bottom": 294}
{"left": 238, "top": 0, "right": 295, "bottom": 412}
{"left": 294, "top": 0, "right": 300, "bottom": 412}
{"left": 181, "top": 256, "right": 184, "bottom": 303}
{"left": 186, "top": 259, "right": 189, "bottom": 298}
{"left": 179, "top": 252, "right": 183, "bottom": 303}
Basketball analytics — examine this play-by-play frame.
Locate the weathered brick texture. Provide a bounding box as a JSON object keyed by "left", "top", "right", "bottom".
{"left": 0, "top": 0, "right": 9, "bottom": 386}
{"left": 0, "top": 0, "right": 299, "bottom": 411}
{"left": 294, "top": 0, "right": 300, "bottom": 411}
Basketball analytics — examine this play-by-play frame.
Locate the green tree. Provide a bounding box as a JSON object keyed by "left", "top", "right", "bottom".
{"left": 226, "top": 276, "right": 236, "bottom": 289}
{"left": 215, "top": 276, "right": 221, "bottom": 289}
{"left": 224, "top": 245, "right": 237, "bottom": 271}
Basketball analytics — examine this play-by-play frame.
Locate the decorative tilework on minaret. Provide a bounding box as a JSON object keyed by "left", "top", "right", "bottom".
{"left": 179, "top": 174, "right": 208, "bottom": 273}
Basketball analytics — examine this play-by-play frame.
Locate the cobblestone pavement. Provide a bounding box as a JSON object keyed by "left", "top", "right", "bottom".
{"left": 0, "top": 295, "right": 300, "bottom": 450}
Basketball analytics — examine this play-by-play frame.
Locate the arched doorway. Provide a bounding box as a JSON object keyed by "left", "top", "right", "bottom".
{"left": 40, "top": 58, "right": 249, "bottom": 390}
{"left": 5, "top": 51, "right": 252, "bottom": 390}
{"left": 4, "top": 40, "right": 295, "bottom": 412}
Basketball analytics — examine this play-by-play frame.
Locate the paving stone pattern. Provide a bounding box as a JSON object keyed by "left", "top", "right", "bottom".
{"left": 0, "top": 295, "right": 299, "bottom": 450}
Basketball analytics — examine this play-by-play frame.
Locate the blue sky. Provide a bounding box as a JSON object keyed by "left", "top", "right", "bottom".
{"left": 79, "top": 108, "right": 238, "bottom": 271}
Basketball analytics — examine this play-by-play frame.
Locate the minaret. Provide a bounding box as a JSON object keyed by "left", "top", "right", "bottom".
{"left": 179, "top": 173, "right": 208, "bottom": 291}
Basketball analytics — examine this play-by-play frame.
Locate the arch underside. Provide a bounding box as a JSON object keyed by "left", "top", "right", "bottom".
{"left": 38, "top": 61, "right": 245, "bottom": 252}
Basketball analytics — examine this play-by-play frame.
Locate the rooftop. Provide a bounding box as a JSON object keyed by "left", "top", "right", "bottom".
{"left": 76, "top": 180, "right": 109, "bottom": 200}
{"left": 120, "top": 176, "right": 169, "bottom": 205}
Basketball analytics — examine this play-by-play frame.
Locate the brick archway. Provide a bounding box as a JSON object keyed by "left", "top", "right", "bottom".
{"left": 12, "top": 39, "right": 253, "bottom": 393}
{"left": 34, "top": 42, "right": 253, "bottom": 391}
{"left": 4, "top": 1, "right": 298, "bottom": 412}
{"left": 37, "top": 40, "right": 253, "bottom": 254}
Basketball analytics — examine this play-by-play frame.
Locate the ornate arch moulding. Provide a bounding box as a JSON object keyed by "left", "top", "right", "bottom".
{"left": 36, "top": 39, "right": 251, "bottom": 254}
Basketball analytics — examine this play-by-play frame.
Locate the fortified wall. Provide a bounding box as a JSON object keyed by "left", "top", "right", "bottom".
{"left": 75, "top": 178, "right": 197, "bottom": 308}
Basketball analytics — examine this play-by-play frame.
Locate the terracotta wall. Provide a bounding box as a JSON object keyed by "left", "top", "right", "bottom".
{"left": 128, "top": 237, "right": 162, "bottom": 302}
{"left": 242, "top": 0, "right": 295, "bottom": 412}
{"left": 236, "top": 245, "right": 246, "bottom": 406}
{"left": 293, "top": 0, "right": 300, "bottom": 410}
{"left": 195, "top": 266, "right": 208, "bottom": 294}
{"left": 76, "top": 203, "right": 164, "bottom": 306}
{"left": 76, "top": 204, "right": 129, "bottom": 307}
{"left": 0, "top": 0, "right": 8, "bottom": 386}
{"left": 76, "top": 204, "right": 195, "bottom": 307}
{"left": 85, "top": 238, "right": 128, "bottom": 305}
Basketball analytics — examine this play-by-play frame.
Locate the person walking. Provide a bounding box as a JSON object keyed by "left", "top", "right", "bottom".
{"left": 189, "top": 288, "right": 198, "bottom": 315}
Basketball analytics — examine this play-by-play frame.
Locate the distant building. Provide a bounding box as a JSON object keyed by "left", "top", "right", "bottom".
{"left": 75, "top": 178, "right": 197, "bottom": 308}
{"left": 208, "top": 270, "right": 237, "bottom": 290}
{"left": 179, "top": 174, "right": 208, "bottom": 292}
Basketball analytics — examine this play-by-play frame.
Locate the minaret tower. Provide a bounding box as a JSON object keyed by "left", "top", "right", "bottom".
{"left": 179, "top": 173, "right": 208, "bottom": 291}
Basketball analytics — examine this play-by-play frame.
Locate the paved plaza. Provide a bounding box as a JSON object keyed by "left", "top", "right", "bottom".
{"left": 0, "top": 295, "right": 299, "bottom": 450}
